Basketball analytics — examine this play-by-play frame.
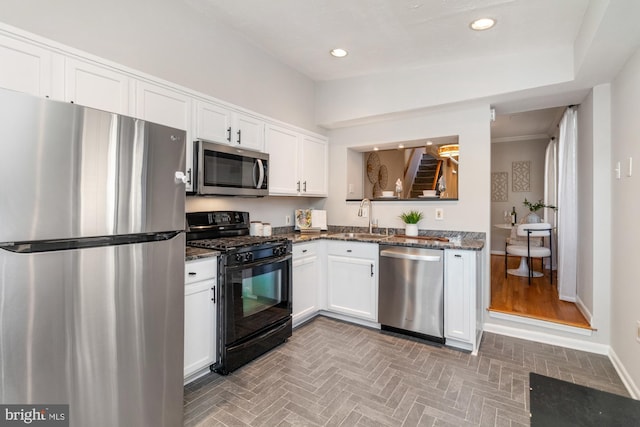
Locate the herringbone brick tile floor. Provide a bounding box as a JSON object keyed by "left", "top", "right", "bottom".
{"left": 184, "top": 316, "right": 629, "bottom": 426}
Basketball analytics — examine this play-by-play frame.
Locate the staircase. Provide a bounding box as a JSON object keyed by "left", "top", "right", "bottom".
{"left": 409, "top": 154, "right": 441, "bottom": 198}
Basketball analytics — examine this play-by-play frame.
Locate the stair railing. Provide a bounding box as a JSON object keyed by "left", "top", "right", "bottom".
{"left": 403, "top": 147, "right": 425, "bottom": 198}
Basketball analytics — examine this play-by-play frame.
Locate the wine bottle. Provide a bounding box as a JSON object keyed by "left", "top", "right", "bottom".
{"left": 511, "top": 206, "right": 517, "bottom": 225}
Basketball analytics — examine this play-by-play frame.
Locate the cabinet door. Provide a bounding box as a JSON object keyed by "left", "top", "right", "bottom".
{"left": 300, "top": 135, "right": 328, "bottom": 196}
{"left": 233, "top": 112, "right": 264, "bottom": 151}
{"left": 327, "top": 255, "right": 377, "bottom": 321}
{"left": 64, "top": 57, "right": 131, "bottom": 115}
{"left": 194, "top": 100, "right": 231, "bottom": 144}
{"left": 0, "top": 34, "right": 53, "bottom": 98}
{"left": 444, "top": 250, "right": 475, "bottom": 344}
{"left": 136, "top": 81, "right": 193, "bottom": 190}
{"left": 265, "top": 124, "right": 300, "bottom": 195}
{"left": 292, "top": 252, "right": 319, "bottom": 326}
{"left": 184, "top": 279, "right": 216, "bottom": 378}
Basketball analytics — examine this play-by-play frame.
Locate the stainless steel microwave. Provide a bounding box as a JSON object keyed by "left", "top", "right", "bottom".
{"left": 193, "top": 140, "right": 269, "bottom": 196}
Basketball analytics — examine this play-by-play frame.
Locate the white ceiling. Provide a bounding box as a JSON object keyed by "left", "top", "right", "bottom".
{"left": 189, "top": 0, "right": 597, "bottom": 137}
{"left": 190, "top": 0, "right": 589, "bottom": 81}
{"left": 491, "top": 106, "right": 565, "bottom": 142}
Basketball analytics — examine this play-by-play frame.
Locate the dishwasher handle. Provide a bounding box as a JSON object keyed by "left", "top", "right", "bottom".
{"left": 380, "top": 248, "right": 441, "bottom": 262}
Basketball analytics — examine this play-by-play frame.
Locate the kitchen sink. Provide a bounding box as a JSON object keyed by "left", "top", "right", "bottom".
{"left": 328, "top": 232, "right": 389, "bottom": 241}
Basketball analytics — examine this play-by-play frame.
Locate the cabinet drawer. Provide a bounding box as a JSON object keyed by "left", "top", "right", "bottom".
{"left": 327, "top": 241, "right": 377, "bottom": 259}
{"left": 293, "top": 242, "right": 317, "bottom": 259}
{"left": 185, "top": 257, "right": 217, "bottom": 284}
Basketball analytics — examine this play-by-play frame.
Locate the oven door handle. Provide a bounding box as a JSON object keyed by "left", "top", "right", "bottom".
{"left": 253, "top": 159, "right": 265, "bottom": 189}
{"left": 227, "top": 320, "right": 291, "bottom": 352}
{"left": 226, "top": 254, "right": 291, "bottom": 271}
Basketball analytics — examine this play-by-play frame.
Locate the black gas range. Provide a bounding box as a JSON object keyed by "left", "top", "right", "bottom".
{"left": 186, "top": 211, "right": 292, "bottom": 375}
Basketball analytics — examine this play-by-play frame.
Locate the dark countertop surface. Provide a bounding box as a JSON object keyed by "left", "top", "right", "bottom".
{"left": 185, "top": 230, "right": 485, "bottom": 261}
{"left": 278, "top": 232, "right": 484, "bottom": 251}
{"left": 185, "top": 246, "right": 220, "bottom": 262}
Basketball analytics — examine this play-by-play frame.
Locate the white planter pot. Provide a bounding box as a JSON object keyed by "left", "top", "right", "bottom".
{"left": 405, "top": 224, "right": 419, "bottom": 236}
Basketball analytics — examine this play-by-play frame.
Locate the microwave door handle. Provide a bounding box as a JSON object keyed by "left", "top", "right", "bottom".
{"left": 254, "top": 159, "right": 265, "bottom": 189}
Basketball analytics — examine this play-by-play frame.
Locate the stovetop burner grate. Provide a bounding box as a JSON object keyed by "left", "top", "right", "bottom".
{"left": 188, "top": 235, "right": 288, "bottom": 251}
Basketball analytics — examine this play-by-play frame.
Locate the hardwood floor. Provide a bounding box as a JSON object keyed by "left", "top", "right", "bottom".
{"left": 490, "top": 254, "right": 591, "bottom": 329}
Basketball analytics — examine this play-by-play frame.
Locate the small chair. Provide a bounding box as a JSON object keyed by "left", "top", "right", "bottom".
{"left": 505, "top": 223, "right": 553, "bottom": 285}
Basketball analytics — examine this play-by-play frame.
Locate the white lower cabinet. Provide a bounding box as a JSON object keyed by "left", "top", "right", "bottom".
{"left": 292, "top": 243, "right": 320, "bottom": 327}
{"left": 326, "top": 242, "right": 378, "bottom": 322}
{"left": 184, "top": 257, "right": 217, "bottom": 381}
{"left": 444, "top": 249, "right": 481, "bottom": 354}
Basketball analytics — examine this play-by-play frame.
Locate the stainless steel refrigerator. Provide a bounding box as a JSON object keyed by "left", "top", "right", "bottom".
{"left": 0, "top": 88, "right": 186, "bottom": 426}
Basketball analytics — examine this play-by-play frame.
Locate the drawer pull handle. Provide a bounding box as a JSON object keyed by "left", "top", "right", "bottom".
{"left": 188, "top": 272, "right": 197, "bottom": 276}
{"left": 454, "top": 254, "right": 462, "bottom": 258}
{"left": 347, "top": 249, "right": 352, "bottom": 253}
{"left": 211, "top": 286, "right": 216, "bottom": 303}
{"left": 302, "top": 249, "right": 308, "bottom": 253}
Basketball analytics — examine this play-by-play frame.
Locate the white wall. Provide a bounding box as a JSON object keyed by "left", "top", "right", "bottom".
{"left": 186, "top": 196, "right": 326, "bottom": 228}
{"left": 0, "top": 1, "right": 319, "bottom": 132}
{"left": 490, "top": 139, "right": 549, "bottom": 253}
{"left": 577, "top": 92, "right": 595, "bottom": 321}
{"left": 610, "top": 47, "right": 640, "bottom": 397}
{"left": 316, "top": 47, "right": 573, "bottom": 127}
{"left": 326, "top": 104, "right": 491, "bottom": 233}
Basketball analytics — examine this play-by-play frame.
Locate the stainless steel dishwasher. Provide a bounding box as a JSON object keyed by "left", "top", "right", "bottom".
{"left": 378, "top": 245, "right": 444, "bottom": 343}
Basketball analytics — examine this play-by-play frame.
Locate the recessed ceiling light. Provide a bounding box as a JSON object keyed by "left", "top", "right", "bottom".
{"left": 398, "top": 144, "right": 404, "bottom": 149}
{"left": 373, "top": 147, "right": 379, "bottom": 151}
{"left": 426, "top": 141, "right": 433, "bottom": 146}
{"left": 330, "top": 48, "right": 348, "bottom": 58}
{"left": 470, "top": 18, "right": 496, "bottom": 31}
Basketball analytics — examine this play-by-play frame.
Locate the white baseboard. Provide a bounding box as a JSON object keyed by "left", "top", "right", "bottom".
{"left": 490, "top": 250, "right": 505, "bottom": 255}
{"left": 487, "top": 310, "right": 594, "bottom": 336}
{"left": 484, "top": 319, "right": 607, "bottom": 354}
{"left": 559, "top": 294, "right": 577, "bottom": 303}
{"left": 609, "top": 347, "right": 640, "bottom": 399}
{"left": 575, "top": 296, "right": 593, "bottom": 325}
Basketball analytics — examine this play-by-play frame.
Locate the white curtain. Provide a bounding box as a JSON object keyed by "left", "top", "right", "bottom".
{"left": 543, "top": 138, "right": 557, "bottom": 270}
{"left": 557, "top": 107, "right": 578, "bottom": 301}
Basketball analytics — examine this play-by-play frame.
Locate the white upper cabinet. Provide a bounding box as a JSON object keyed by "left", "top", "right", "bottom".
{"left": 233, "top": 112, "right": 264, "bottom": 151}
{"left": 194, "top": 100, "right": 232, "bottom": 144}
{"left": 135, "top": 81, "right": 192, "bottom": 131}
{"left": 266, "top": 124, "right": 328, "bottom": 197}
{"left": 300, "top": 135, "right": 328, "bottom": 196}
{"left": 64, "top": 58, "right": 132, "bottom": 115}
{"left": 0, "top": 34, "right": 53, "bottom": 98}
{"left": 194, "top": 100, "right": 264, "bottom": 152}
{"left": 265, "top": 124, "right": 300, "bottom": 195}
{"left": 135, "top": 80, "right": 193, "bottom": 190}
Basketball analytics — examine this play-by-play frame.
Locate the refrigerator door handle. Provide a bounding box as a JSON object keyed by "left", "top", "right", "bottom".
{"left": 0, "top": 231, "right": 183, "bottom": 254}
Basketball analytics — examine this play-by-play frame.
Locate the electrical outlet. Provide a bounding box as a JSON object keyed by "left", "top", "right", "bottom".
{"left": 435, "top": 208, "right": 444, "bottom": 220}
{"left": 285, "top": 215, "right": 291, "bottom": 225}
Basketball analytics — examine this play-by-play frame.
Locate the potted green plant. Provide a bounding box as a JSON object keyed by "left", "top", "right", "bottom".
{"left": 523, "top": 198, "right": 557, "bottom": 223}
{"left": 399, "top": 210, "right": 424, "bottom": 236}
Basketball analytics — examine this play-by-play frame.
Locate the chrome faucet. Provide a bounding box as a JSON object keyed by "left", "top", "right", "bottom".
{"left": 358, "top": 198, "right": 373, "bottom": 234}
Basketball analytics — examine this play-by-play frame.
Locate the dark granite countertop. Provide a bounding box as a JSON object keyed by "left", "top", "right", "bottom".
{"left": 278, "top": 231, "right": 484, "bottom": 251}
{"left": 185, "top": 246, "right": 220, "bottom": 262}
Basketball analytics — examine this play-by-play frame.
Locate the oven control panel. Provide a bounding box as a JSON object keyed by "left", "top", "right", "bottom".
{"left": 227, "top": 241, "right": 291, "bottom": 266}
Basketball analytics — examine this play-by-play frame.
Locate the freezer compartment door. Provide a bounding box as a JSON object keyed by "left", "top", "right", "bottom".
{"left": 0, "top": 88, "right": 186, "bottom": 242}
{"left": 0, "top": 233, "right": 185, "bottom": 427}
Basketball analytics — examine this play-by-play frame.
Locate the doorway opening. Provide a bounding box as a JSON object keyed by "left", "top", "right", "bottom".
{"left": 488, "top": 107, "right": 591, "bottom": 330}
